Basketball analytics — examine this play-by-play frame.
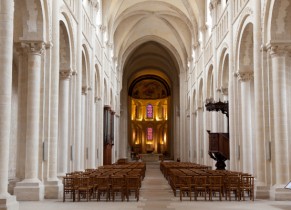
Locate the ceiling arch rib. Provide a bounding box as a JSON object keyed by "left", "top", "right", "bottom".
{"left": 120, "top": 35, "right": 183, "bottom": 82}
{"left": 115, "top": 16, "right": 187, "bottom": 71}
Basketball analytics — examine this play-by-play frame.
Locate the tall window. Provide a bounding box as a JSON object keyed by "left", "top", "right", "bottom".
{"left": 146, "top": 104, "right": 153, "bottom": 118}
{"left": 147, "top": 127, "right": 153, "bottom": 140}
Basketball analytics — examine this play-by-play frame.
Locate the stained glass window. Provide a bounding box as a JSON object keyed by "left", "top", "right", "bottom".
{"left": 147, "top": 127, "right": 153, "bottom": 140}
{"left": 146, "top": 104, "right": 153, "bottom": 118}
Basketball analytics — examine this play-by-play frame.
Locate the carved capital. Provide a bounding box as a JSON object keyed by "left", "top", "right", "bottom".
{"left": 72, "top": 70, "right": 78, "bottom": 76}
{"left": 94, "top": 97, "right": 101, "bottom": 103}
{"left": 236, "top": 71, "right": 254, "bottom": 81}
{"left": 266, "top": 42, "right": 291, "bottom": 57}
{"left": 221, "top": 87, "right": 228, "bottom": 96}
{"left": 45, "top": 42, "right": 53, "bottom": 49}
{"left": 60, "top": 69, "right": 73, "bottom": 80}
{"left": 21, "top": 41, "right": 45, "bottom": 55}
{"left": 82, "top": 86, "right": 88, "bottom": 95}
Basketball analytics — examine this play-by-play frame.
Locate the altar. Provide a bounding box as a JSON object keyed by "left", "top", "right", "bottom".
{"left": 140, "top": 153, "right": 161, "bottom": 162}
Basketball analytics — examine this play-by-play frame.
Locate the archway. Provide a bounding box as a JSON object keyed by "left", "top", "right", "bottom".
{"left": 128, "top": 74, "right": 171, "bottom": 160}
{"left": 120, "top": 41, "right": 180, "bottom": 161}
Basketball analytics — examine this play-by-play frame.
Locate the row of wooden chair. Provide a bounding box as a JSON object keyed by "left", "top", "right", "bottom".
{"left": 176, "top": 174, "right": 254, "bottom": 201}
{"left": 63, "top": 173, "right": 142, "bottom": 202}
{"left": 163, "top": 162, "right": 254, "bottom": 201}
{"left": 63, "top": 164, "right": 145, "bottom": 202}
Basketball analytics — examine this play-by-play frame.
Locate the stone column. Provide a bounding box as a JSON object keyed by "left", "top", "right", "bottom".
{"left": 0, "top": 0, "right": 19, "bottom": 209}
{"left": 57, "top": 69, "right": 72, "bottom": 176}
{"left": 196, "top": 107, "right": 204, "bottom": 164}
{"left": 227, "top": 0, "right": 236, "bottom": 171}
{"left": 44, "top": 0, "right": 62, "bottom": 199}
{"left": 268, "top": 44, "right": 291, "bottom": 200}
{"left": 253, "top": 0, "right": 269, "bottom": 199}
{"left": 15, "top": 43, "right": 27, "bottom": 181}
{"left": 88, "top": 88, "right": 96, "bottom": 168}
{"left": 14, "top": 41, "right": 45, "bottom": 201}
{"left": 81, "top": 87, "right": 88, "bottom": 170}
{"left": 221, "top": 87, "right": 228, "bottom": 132}
{"left": 69, "top": 71, "right": 77, "bottom": 172}
{"left": 74, "top": 0, "right": 83, "bottom": 171}
{"left": 95, "top": 97, "right": 102, "bottom": 167}
{"left": 237, "top": 71, "right": 254, "bottom": 175}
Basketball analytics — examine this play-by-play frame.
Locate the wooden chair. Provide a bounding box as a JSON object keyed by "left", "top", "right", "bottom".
{"left": 110, "top": 175, "right": 126, "bottom": 201}
{"left": 170, "top": 173, "right": 183, "bottom": 197}
{"left": 76, "top": 176, "right": 94, "bottom": 201}
{"left": 225, "top": 175, "right": 241, "bottom": 201}
{"left": 126, "top": 175, "right": 140, "bottom": 201}
{"left": 179, "top": 176, "right": 192, "bottom": 201}
{"left": 63, "top": 176, "right": 76, "bottom": 202}
{"left": 192, "top": 175, "right": 208, "bottom": 201}
{"left": 208, "top": 175, "right": 223, "bottom": 201}
{"left": 240, "top": 175, "right": 254, "bottom": 201}
{"left": 96, "top": 176, "right": 110, "bottom": 201}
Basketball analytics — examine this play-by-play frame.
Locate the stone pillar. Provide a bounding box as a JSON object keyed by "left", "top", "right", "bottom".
{"left": 44, "top": 0, "right": 63, "bottom": 199}
{"left": 0, "top": 0, "right": 19, "bottom": 209}
{"left": 69, "top": 71, "right": 77, "bottom": 172}
{"left": 15, "top": 44, "right": 27, "bottom": 181}
{"left": 88, "top": 88, "right": 96, "bottom": 168}
{"left": 118, "top": 93, "right": 127, "bottom": 160}
{"left": 95, "top": 97, "right": 103, "bottom": 167}
{"left": 57, "top": 70, "right": 72, "bottom": 176}
{"left": 227, "top": 0, "right": 236, "bottom": 171}
{"left": 221, "top": 88, "right": 228, "bottom": 132}
{"left": 197, "top": 107, "right": 203, "bottom": 164}
{"left": 237, "top": 71, "right": 254, "bottom": 175}
{"left": 14, "top": 41, "right": 45, "bottom": 201}
{"left": 253, "top": 0, "right": 269, "bottom": 199}
{"left": 268, "top": 44, "right": 291, "bottom": 200}
{"left": 74, "top": 0, "right": 83, "bottom": 172}
{"left": 81, "top": 87, "right": 88, "bottom": 170}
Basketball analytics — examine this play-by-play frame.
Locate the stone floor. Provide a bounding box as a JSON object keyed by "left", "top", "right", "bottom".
{"left": 19, "top": 162, "right": 291, "bottom": 210}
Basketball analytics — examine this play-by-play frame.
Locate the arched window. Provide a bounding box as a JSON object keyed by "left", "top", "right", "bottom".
{"left": 146, "top": 104, "right": 153, "bottom": 118}
{"left": 147, "top": 127, "right": 153, "bottom": 140}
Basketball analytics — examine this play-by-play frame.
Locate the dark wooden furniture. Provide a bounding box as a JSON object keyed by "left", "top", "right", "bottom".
{"left": 103, "top": 106, "right": 115, "bottom": 165}
{"left": 207, "top": 131, "right": 229, "bottom": 170}
{"left": 205, "top": 100, "right": 230, "bottom": 170}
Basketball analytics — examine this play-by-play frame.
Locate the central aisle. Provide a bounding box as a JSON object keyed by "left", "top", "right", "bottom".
{"left": 138, "top": 162, "right": 178, "bottom": 209}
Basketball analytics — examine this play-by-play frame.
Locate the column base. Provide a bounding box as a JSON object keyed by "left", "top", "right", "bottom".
{"left": 8, "top": 179, "right": 21, "bottom": 195}
{"left": 0, "top": 195, "right": 19, "bottom": 210}
{"left": 270, "top": 184, "right": 291, "bottom": 200}
{"left": 44, "top": 180, "right": 63, "bottom": 199}
{"left": 255, "top": 185, "right": 270, "bottom": 199}
{"left": 14, "top": 179, "right": 44, "bottom": 201}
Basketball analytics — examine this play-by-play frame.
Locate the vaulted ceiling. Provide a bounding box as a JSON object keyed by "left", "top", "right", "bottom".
{"left": 103, "top": 0, "right": 206, "bottom": 77}
{"left": 103, "top": 0, "right": 206, "bottom": 74}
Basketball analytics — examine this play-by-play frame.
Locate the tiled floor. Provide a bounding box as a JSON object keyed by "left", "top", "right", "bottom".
{"left": 19, "top": 162, "right": 291, "bottom": 210}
